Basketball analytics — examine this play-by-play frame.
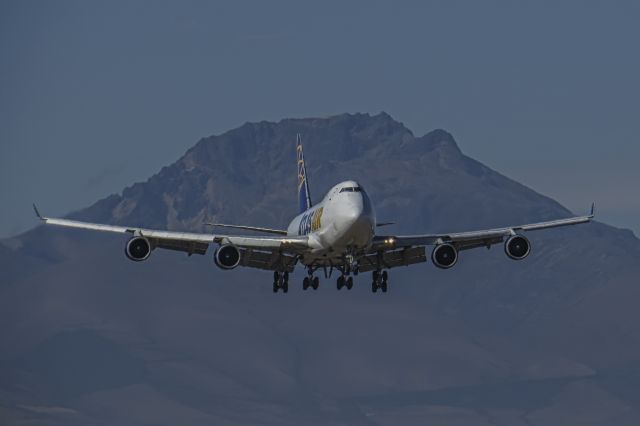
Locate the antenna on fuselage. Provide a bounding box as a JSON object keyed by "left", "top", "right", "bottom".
{"left": 297, "top": 133, "right": 313, "bottom": 213}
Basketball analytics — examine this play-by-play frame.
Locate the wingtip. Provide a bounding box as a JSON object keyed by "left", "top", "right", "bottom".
{"left": 33, "top": 203, "right": 44, "bottom": 220}
{"left": 590, "top": 202, "right": 595, "bottom": 217}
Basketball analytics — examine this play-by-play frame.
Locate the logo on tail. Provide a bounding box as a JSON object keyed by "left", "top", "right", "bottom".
{"left": 297, "top": 134, "right": 312, "bottom": 213}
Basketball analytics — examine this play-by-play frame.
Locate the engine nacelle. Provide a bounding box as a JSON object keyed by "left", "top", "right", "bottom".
{"left": 214, "top": 245, "right": 241, "bottom": 270}
{"left": 505, "top": 235, "right": 531, "bottom": 260}
{"left": 125, "top": 236, "right": 152, "bottom": 261}
{"left": 432, "top": 243, "right": 458, "bottom": 269}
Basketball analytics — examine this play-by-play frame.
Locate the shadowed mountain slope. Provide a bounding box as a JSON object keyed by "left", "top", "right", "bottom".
{"left": 1, "top": 112, "right": 639, "bottom": 425}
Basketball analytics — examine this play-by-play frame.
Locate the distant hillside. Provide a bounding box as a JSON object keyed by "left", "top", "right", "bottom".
{"left": 2, "top": 112, "right": 639, "bottom": 425}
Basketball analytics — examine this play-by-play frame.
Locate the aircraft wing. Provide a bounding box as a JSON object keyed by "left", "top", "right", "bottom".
{"left": 371, "top": 204, "right": 595, "bottom": 253}
{"left": 33, "top": 205, "right": 309, "bottom": 271}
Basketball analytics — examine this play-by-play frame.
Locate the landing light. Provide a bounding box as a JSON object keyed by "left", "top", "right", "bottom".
{"left": 384, "top": 238, "right": 396, "bottom": 245}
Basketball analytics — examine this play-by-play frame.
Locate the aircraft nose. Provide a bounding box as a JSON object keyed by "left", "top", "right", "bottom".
{"left": 343, "top": 197, "right": 364, "bottom": 221}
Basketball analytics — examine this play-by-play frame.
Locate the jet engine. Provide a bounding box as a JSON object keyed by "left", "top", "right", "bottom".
{"left": 432, "top": 243, "right": 458, "bottom": 269}
{"left": 504, "top": 235, "right": 531, "bottom": 260}
{"left": 214, "top": 245, "right": 241, "bottom": 270}
{"left": 125, "top": 236, "right": 152, "bottom": 261}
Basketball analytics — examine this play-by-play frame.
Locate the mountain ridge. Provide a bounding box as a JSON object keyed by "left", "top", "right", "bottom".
{"left": 1, "top": 112, "right": 639, "bottom": 425}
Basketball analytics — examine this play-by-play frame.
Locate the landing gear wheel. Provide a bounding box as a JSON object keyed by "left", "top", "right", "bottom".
{"left": 303, "top": 276, "right": 310, "bottom": 290}
{"left": 337, "top": 275, "right": 345, "bottom": 290}
{"left": 273, "top": 271, "right": 288, "bottom": 294}
{"left": 372, "top": 270, "right": 388, "bottom": 293}
{"left": 312, "top": 276, "right": 319, "bottom": 290}
{"left": 346, "top": 276, "right": 353, "bottom": 290}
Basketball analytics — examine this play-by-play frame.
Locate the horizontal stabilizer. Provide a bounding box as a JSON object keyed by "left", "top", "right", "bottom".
{"left": 204, "top": 223, "right": 288, "bottom": 235}
{"left": 376, "top": 222, "right": 395, "bottom": 227}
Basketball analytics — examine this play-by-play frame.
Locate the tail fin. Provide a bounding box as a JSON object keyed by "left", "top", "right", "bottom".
{"left": 297, "top": 134, "right": 312, "bottom": 213}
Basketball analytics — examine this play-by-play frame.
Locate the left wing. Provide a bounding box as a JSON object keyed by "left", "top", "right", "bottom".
{"left": 33, "top": 205, "right": 310, "bottom": 271}
{"left": 372, "top": 204, "right": 595, "bottom": 252}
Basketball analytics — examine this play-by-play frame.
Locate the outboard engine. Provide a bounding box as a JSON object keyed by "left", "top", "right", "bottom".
{"left": 504, "top": 235, "right": 531, "bottom": 260}
{"left": 214, "top": 245, "right": 241, "bottom": 270}
{"left": 125, "top": 236, "right": 152, "bottom": 261}
{"left": 432, "top": 243, "right": 458, "bottom": 269}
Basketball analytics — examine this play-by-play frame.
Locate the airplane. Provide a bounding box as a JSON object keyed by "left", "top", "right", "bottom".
{"left": 33, "top": 134, "right": 595, "bottom": 293}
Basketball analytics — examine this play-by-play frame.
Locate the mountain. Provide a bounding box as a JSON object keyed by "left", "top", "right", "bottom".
{"left": 1, "top": 112, "right": 639, "bottom": 425}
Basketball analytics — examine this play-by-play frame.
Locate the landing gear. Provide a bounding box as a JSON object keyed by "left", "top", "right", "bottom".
{"left": 273, "top": 271, "right": 289, "bottom": 293}
{"left": 303, "top": 269, "right": 320, "bottom": 291}
{"left": 336, "top": 275, "right": 354, "bottom": 290}
{"left": 344, "top": 251, "right": 359, "bottom": 276}
{"left": 371, "top": 270, "right": 388, "bottom": 293}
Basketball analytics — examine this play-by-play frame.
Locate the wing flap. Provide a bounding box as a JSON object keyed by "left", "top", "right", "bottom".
{"left": 358, "top": 247, "right": 426, "bottom": 272}
{"left": 153, "top": 238, "right": 210, "bottom": 255}
{"left": 239, "top": 249, "right": 297, "bottom": 272}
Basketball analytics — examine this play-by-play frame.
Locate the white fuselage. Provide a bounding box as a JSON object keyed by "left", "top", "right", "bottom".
{"left": 286, "top": 180, "right": 376, "bottom": 265}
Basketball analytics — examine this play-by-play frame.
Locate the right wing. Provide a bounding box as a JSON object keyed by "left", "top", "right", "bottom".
{"left": 374, "top": 205, "right": 594, "bottom": 251}
{"left": 359, "top": 205, "right": 594, "bottom": 272}
{"left": 34, "top": 205, "right": 311, "bottom": 271}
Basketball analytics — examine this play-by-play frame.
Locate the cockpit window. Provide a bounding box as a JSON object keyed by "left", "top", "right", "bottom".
{"left": 340, "top": 187, "right": 362, "bottom": 193}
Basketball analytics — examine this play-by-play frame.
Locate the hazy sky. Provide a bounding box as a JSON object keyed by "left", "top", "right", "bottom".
{"left": 1, "top": 1, "right": 638, "bottom": 237}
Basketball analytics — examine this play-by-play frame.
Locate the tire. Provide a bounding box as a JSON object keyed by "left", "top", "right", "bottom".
{"left": 273, "top": 282, "right": 278, "bottom": 293}
{"left": 303, "top": 277, "right": 309, "bottom": 290}
{"left": 346, "top": 277, "right": 353, "bottom": 290}
{"left": 381, "top": 282, "right": 388, "bottom": 293}
{"left": 312, "top": 277, "right": 319, "bottom": 290}
{"left": 283, "top": 281, "right": 289, "bottom": 293}
{"left": 382, "top": 270, "right": 388, "bottom": 281}
{"left": 372, "top": 281, "right": 377, "bottom": 293}
{"left": 337, "top": 276, "right": 344, "bottom": 290}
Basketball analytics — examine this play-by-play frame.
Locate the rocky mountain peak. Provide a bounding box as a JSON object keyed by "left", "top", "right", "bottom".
{"left": 3, "top": 112, "right": 640, "bottom": 426}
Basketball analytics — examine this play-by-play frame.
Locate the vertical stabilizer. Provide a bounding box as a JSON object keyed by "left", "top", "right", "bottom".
{"left": 297, "top": 134, "right": 313, "bottom": 213}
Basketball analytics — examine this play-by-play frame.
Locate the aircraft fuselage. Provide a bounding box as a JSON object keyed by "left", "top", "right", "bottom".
{"left": 287, "top": 180, "right": 376, "bottom": 265}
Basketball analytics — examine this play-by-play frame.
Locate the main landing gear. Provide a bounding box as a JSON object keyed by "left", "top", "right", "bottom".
{"left": 372, "top": 270, "right": 388, "bottom": 293}
{"left": 273, "top": 271, "right": 289, "bottom": 293}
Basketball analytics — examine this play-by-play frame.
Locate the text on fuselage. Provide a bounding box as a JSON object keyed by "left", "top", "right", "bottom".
{"left": 298, "top": 207, "right": 324, "bottom": 235}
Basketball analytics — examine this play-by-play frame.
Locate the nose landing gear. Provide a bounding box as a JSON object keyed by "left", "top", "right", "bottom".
{"left": 303, "top": 275, "right": 320, "bottom": 290}
{"left": 336, "top": 275, "right": 353, "bottom": 290}
{"left": 372, "top": 270, "right": 388, "bottom": 293}
{"left": 302, "top": 268, "right": 320, "bottom": 291}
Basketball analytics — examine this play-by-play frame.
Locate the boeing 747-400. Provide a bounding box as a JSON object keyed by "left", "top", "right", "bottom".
{"left": 34, "top": 135, "right": 594, "bottom": 293}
